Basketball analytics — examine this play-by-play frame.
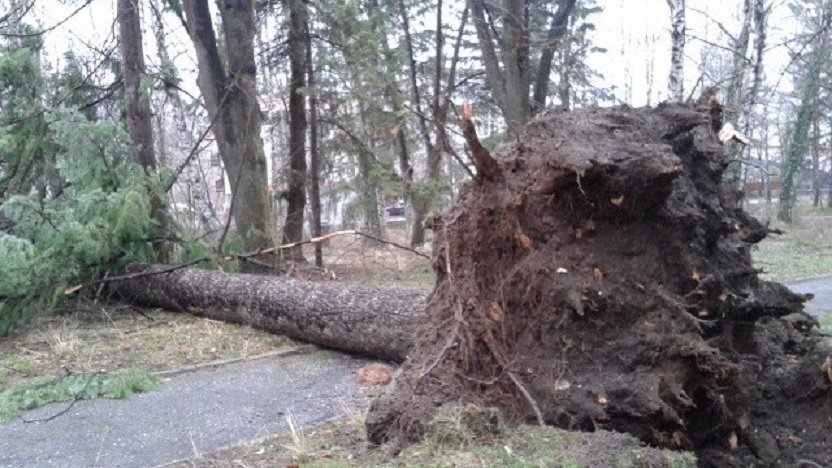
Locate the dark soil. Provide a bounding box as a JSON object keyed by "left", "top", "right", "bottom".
{"left": 366, "top": 103, "right": 832, "bottom": 467}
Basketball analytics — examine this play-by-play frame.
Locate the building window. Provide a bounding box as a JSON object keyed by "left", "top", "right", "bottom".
{"left": 215, "top": 178, "right": 224, "bottom": 194}
{"left": 211, "top": 153, "right": 221, "bottom": 167}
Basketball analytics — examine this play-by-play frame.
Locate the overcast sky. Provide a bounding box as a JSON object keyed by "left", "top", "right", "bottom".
{"left": 36, "top": 0, "right": 799, "bottom": 108}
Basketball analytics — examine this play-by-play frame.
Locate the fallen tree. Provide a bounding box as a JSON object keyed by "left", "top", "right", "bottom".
{"left": 112, "top": 103, "right": 832, "bottom": 466}
{"left": 110, "top": 264, "right": 426, "bottom": 362}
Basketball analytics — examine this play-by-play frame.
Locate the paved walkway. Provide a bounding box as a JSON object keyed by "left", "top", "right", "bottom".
{"left": 785, "top": 276, "right": 832, "bottom": 316}
{"left": 0, "top": 347, "right": 372, "bottom": 468}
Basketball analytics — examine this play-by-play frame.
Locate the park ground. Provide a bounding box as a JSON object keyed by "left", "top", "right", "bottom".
{"left": 1, "top": 205, "right": 830, "bottom": 467}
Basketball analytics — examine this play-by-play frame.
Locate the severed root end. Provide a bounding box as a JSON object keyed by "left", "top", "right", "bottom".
{"left": 461, "top": 102, "right": 503, "bottom": 183}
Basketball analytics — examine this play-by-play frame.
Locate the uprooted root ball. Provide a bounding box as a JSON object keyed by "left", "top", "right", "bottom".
{"left": 366, "top": 104, "right": 832, "bottom": 467}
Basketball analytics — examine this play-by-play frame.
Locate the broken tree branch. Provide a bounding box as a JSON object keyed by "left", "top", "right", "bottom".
{"left": 461, "top": 103, "right": 503, "bottom": 182}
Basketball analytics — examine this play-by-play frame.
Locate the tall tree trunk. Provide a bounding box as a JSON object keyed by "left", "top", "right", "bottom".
{"left": 812, "top": 119, "right": 821, "bottom": 207}
{"left": 531, "top": 0, "right": 576, "bottom": 113}
{"left": 284, "top": 0, "right": 308, "bottom": 261}
{"left": 722, "top": 0, "right": 753, "bottom": 191}
{"left": 118, "top": 0, "right": 156, "bottom": 171}
{"left": 357, "top": 144, "right": 383, "bottom": 237}
{"left": 365, "top": 0, "right": 415, "bottom": 244}
{"left": 111, "top": 264, "right": 427, "bottom": 362}
{"left": 118, "top": 0, "right": 168, "bottom": 259}
{"left": 469, "top": 0, "right": 574, "bottom": 132}
{"left": 399, "top": 0, "right": 440, "bottom": 246}
{"left": 306, "top": 25, "right": 323, "bottom": 268}
{"left": 469, "top": 0, "right": 508, "bottom": 123}
{"left": 183, "top": 0, "right": 273, "bottom": 263}
{"left": 778, "top": 38, "right": 825, "bottom": 222}
{"left": 828, "top": 115, "right": 832, "bottom": 208}
{"left": 558, "top": 46, "right": 572, "bottom": 109}
{"left": 435, "top": 5, "right": 469, "bottom": 172}
{"left": 500, "top": 0, "right": 530, "bottom": 132}
{"left": 666, "top": 0, "right": 686, "bottom": 102}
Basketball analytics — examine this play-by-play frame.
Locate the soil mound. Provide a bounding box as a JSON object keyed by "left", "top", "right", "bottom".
{"left": 366, "top": 103, "right": 832, "bottom": 466}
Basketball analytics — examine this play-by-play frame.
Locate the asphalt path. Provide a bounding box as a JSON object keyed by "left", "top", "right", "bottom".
{"left": 785, "top": 276, "right": 832, "bottom": 316}
{"left": 0, "top": 347, "right": 373, "bottom": 468}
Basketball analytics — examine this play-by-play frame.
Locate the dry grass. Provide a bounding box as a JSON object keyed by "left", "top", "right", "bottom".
{"left": 0, "top": 305, "right": 292, "bottom": 391}
{"left": 169, "top": 406, "right": 696, "bottom": 468}
{"left": 296, "top": 226, "right": 435, "bottom": 289}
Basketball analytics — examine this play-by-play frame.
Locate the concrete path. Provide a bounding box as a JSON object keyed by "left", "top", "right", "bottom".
{"left": 0, "top": 347, "right": 372, "bottom": 468}
{"left": 786, "top": 276, "right": 832, "bottom": 316}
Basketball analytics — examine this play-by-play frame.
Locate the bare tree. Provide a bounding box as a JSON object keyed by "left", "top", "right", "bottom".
{"left": 666, "top": 0, "right": 685, "bottom": 102}
{"left": 778, "top": 33, "right": 827, "bottom": 222}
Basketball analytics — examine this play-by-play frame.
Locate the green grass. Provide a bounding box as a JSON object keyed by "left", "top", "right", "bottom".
{"left": 753, "top": 238, "right": 832, "bottom": 281}
{"left": 819, "top": 313, "right": 832, "bottom": 333}
{"left": 0, "top": 368, "right": 158, "bottom": 423}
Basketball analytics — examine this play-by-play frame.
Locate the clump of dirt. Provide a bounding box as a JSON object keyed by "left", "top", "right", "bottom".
{"left": 365, "top": 103, "right": 832, "bottom": 466}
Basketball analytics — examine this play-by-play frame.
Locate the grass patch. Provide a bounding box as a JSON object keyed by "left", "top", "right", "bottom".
{"left": 0, "top": 307, "right": 292, "bottom": 391}
{"left": 174, "top": 405, "right": 696, "bottom": 468}
{"left": 818, "top": 313, "right": 832, "bottom": 333}
{"left": 0, "top": 368, "right": 158, "bottom": 423}
{"left": 751, "top": 215, "right": 832, "bottom": 281}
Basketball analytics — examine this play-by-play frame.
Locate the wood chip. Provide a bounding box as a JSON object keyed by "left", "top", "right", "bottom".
{"left": 515, "top": 231, "right": 534, "bottom": 250}
{"left": 487, "top": 303, "right": 504, "bottom": 322}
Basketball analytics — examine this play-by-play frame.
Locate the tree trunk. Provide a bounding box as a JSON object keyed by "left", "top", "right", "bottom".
{"left": 118, "top": 0, "right": 156, "bottom": 171}
{"left": 357, "top": 145, "right": 383, "bottom": 237}
{"left": 111, "top": 264, "right": 427, "bottom": 362}
{"left": 500, "top": 0, "right": 530, "bottom": 132}
{"left": 399, "top": 0, "right": 440, "bottom": 247}
{"left": 531, "top": 0, "right": 576, "bottom": 113}
{"left": 812, "top": 119, "right": 821, "bottom": 207}
{"left": 469, "top": 0, "right": 508, "bottom": 123}
{"left": 183, "top": 0, "right": 273, "bottom": 260}
{"left": 721, "top": 0, "right": 752, "bottom": 191}
{"left": 828, "top": 116, "right": 832, "bottom": 208}
{"left": 666, "top": 0, "right": 685, "bottom": 102}
{"left": 284, "top": 0, "right": 308, "bottom": 261}
{"left": 118, "top": 0, "right": 169, "bottom": 259}
{"left": 306, "top": 25, "right": 323, "bottom": 268}
{"left": 778, "top": 33, "right": 825, "bottom": 222}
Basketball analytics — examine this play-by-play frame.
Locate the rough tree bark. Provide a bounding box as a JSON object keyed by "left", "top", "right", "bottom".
{"left": 284, "top": 0, "right": 308, "bottom": 261}
{"left": 111, "top": 264, "right": 427, "bottom": 362}
{"left": 183, "top": 0, "right": 273, "bottom": 259}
